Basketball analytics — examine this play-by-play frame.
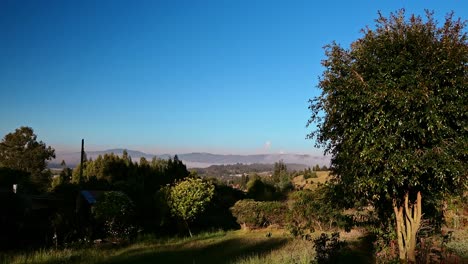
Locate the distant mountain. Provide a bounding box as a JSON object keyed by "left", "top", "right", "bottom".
{"left": 50, "top": 149, "right": 330, "bottom": 169}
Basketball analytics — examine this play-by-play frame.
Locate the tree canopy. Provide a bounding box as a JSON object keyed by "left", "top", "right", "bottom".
{"left": 307, "top": 10, "right": 467, "bottom": 263}
{"left": 169, "top": 177, "right": 215, "bottom": 237}
{"left": 0, "top": 126, "right": 55, "bottom": 191}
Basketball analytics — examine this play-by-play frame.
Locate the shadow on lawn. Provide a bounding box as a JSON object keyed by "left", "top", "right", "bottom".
{"left": 332, "top": 235, "right": 375, "bottom": 264}
{"left": 101, "top": 237, "right": 289, "bottom": 264}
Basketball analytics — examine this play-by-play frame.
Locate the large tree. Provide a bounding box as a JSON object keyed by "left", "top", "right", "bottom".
{"left": 307, "top": 10, "right": 467, "bottom": 263}
{"left": 0, "top": 127, "right": 55, "bottom": 191}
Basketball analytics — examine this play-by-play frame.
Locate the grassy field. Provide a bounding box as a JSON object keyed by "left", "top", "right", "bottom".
{"left": 0, "top": 228, "right": 376, "bottom": 264}
{"left": 2, "top": 225, "right": 466, "bottom": 263}
{"left": 292, "top": 171, "right": 331, "bottom": 190}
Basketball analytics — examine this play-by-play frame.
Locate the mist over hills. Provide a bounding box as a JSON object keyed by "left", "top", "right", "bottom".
{"left": 50, "top": 149, "right": 330, "bottom": 169}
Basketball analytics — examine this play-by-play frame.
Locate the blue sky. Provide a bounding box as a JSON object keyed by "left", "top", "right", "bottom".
{"left": 0, "top": 0, "right": 466, "bottom": 155}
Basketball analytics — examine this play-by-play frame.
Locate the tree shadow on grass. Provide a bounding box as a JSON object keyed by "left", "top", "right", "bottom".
{"left": 100, "top": 237, "right": 289, "bottom": 264}
{"left": 331, "top": 235, "right": 375, "bottom": 264}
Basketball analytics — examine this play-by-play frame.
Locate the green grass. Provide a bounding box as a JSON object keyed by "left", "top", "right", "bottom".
{"left": 446, "top": 229, "right": 468, "bottom": 260}
{"left": 1, "top": 229, "right": 292, "bottom": 264}
{"left": 0, "top": 228, "right": 380, "bottom": 264}
{"left": 4, "top": 221, "right": 465, "bottom": 263}
{"left": 104, "top": 229, "right": 290, "bottom": 264}
{"left": 233, "top": 238, "right": 314, "bottom": 264}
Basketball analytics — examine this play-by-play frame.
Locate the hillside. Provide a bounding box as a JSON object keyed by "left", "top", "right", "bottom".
{"left": 195, "top": 163, "right": 310, "bottom": 178}
{"left": 292, "top": 171, "right": 331, "bottom": 190}
{"left": 50, "top": 149, "right": 330, "bottom": 169}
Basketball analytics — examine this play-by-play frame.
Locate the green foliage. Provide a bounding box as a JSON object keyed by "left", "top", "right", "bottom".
{"left": 68, "top": 151, "right": 189, "bottom": 233}
{"left": 444, "top": 193, "right": 468, "bottom": 229}
{"left": 273, "top": 160, "right": 287, "bottom": 182}
{"left": 230, "top": 199, "right": 287, "bottom": 228}
{"left": 153, "top": 185, "right": 172, "bottom": 227}
{"left": 287, "top": 189, "right": 347, "bottom": 238}
{"left": 195, "top": 163, "right": 275, "bottom": 178}
{"left": 246, "top": 177, "right": 277, "bottom": 201}
{"left": 195, "top": 183, "right": 245, "bottom": 230}
{"left": 49, "top": 182, "right": 82, "bottom": 245}
{"left": 0, "top": 127, "right": 55, "bottom": 192}
{"left": 446, "top": 239, "right": 468, "bottom": 259}
{"left": 272, "top": 160, "right": 294, "bottom": 193}
{"left": 168, "top": 177, "right": 215, "bottom": 236}
{"left": 307, "top": 9, "right": 467, "bottom": 217}
{"left": 312, "top": 164, "right": 328, "bottom": 172}
{"left": 92, "top": 191, "right": 136, "bottom": 240}
{"left": 302, "top": 168, "right": 317, "bottom": 179}
{"left": 72, "top": 152, "right": 188, "bottom": 187}
{"left": 313, "top": 232, "right": 346, "bottom": 264}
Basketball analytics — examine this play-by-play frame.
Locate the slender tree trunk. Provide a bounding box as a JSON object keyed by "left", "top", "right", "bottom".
{"left": 394, "top": 204, "right": 406, "bottom": 262}
{"left": 185, "top": 220, "right": 193, "bottom": 237}
{"left": 393, "top": 191, "right": 422, "bottom": 264}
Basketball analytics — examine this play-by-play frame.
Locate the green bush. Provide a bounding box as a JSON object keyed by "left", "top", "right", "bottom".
{"left": 286, "top": 189, "right": 347, "bottom": 238}
{"left": 313, "top": 232, "right": 346, "bottom": 264}
{"left": 301, "top": 167, "right": 317, "bottom": 180}
{"left": 92, "top": 191, "right": 136, "bottom": 240}
{"left": 230, "top": 199, "right": 287, "bottom": 228}
{"left": 246, "top": 178, "right": 277, "bottom": 201}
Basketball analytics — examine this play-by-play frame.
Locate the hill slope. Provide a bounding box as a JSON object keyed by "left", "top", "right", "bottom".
{"left": 51, "top": 149, "right": 330, "bottom": 169}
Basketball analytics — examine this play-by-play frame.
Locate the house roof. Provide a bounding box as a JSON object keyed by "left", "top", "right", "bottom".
{"left": 80, "top": 190, "right": 105, "bottom": 204}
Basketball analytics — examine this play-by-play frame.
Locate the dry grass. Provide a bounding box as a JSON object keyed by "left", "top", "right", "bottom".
{"left": 292, "top": 171, "right": 331, "bottom": 190}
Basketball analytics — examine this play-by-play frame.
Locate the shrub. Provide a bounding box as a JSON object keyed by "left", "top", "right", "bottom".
{"left": 313, "top": 232, "right": 345, "bottom": 264}
{"left": 286, "top": 189, "right": 347, "bottom": 238}
{"left": 92, "top": 191, "right": 136, "bottom": 240}
{"left": 230, "top": 199, "right": 287, "bottom": 228}
{"left": 303, "top": 171, "right": 317, "bottom": 180}
{"left": 246, "top": 178, "right": 277, "bottom": 201}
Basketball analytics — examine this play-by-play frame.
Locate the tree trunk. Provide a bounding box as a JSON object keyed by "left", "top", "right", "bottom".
{"left": 185, "top": 220, "right": 193, "bottom": 237}
{"left": 393, "top": 191, "right": 422, "bottom": 264}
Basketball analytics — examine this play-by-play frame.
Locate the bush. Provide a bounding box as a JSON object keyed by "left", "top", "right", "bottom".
{"left": 230, "top": 199, "right": 287, "bottom": 228}
{"left": 286, "top": 189, "right": 347, "bottom": 238}
{"left": 246, "top": 178, "right": 277, "bottom": 201}
{"left": 313, "top": 232, "right": 345, "bottom": 264}
{"left": 92, "top": 191, "right": 136, "bottom": 240}
{"left": 303, "top": 171, "right": 317, "bottom": 180}
{"left": 195, "top": 184, "right": 244, "bottom": 230}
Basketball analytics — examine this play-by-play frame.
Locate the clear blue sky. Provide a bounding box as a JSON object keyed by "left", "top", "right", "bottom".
{"left": 0, "top": 0, "right": 466, "bottom": 155}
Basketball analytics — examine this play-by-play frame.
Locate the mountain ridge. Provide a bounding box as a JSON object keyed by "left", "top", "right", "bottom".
{"left": 51, "top": 148, "right": 330, "bottom": 168}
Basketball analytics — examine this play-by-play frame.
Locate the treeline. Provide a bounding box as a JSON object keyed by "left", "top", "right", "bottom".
{"left": 0, "top": 127, "right": 245, "bottom": 250}
{"left": 58, "top": 151, "right": 191, "bottom": 233}
{"left": 53, "top": 151, "right": 248, "bottom": 242}
{"left": 0, "top": 127, "right": 336, "bottom": 252}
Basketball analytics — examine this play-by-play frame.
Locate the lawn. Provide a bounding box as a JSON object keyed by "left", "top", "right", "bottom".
{"left": 3, "top": 224, "right": 465, "bottom": 263}
{"left": 0, "top": 228, "right": 375, "bottom": 264}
